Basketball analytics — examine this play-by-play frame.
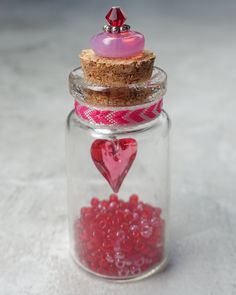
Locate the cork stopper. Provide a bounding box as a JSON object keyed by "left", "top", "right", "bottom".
{"left": 80, "top": 49, "right": 155, "bottom": 87}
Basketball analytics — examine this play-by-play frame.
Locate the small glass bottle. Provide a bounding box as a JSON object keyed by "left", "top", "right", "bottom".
{"left": 66, "top": 66, "right": 170, "bottom": 281}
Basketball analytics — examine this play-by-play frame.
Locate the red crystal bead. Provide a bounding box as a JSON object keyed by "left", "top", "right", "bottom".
{"left": 129, "top": 194, "right": 139, "bottom": 204}
{"left": 91, "top": 197, "right": 99, "bottom": 207}
{"left": 105, "top": 7, "right": 126, "bottom": 27}
{"left": 109, "top": 194, "right": 119, "bottom": 203}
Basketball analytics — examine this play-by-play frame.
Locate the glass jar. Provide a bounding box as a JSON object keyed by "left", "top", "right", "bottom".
{"left": 66, "top": 66, "right": 170, "bottom": 281}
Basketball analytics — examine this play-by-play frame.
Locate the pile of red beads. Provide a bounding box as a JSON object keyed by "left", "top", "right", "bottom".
{"left": 74, "top": 194, "right": 165, "bottom": 277}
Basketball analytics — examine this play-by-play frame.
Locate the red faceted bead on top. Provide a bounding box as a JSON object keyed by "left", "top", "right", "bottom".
{"left": 105, "top": 7, "right": 126, "bottom": 27}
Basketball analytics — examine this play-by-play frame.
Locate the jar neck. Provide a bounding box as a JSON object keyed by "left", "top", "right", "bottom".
{"left": 69, "top": 66, "right": 167, "bottom": 107}
{"left": 74, "top": 97, "right": 163, "bottom": 129}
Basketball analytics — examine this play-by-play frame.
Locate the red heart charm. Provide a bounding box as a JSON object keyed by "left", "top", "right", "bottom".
{"left": 91, "top": 138, "right": 137, "bottom": 193}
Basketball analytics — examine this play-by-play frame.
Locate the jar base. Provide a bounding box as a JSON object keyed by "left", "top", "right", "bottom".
{"left": 70, "top": 250, "right": 168, "bottom": 282}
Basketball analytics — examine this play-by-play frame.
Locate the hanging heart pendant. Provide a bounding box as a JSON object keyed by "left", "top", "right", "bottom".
{"left": 90, "top": 138, "right": 137, "bottom": 193}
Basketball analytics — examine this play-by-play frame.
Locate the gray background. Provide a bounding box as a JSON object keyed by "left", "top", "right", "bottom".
{"left": 0, "top": 0, "right": 236, "bottom": 294}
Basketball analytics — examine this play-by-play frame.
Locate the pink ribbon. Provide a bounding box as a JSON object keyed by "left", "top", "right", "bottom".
{"left": 74, "top": 99, "right": 163, "bottom": 127}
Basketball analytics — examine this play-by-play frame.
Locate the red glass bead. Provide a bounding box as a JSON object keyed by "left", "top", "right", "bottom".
{"left": 153, "top": 207, "right": 162, "bottom": 217}
{"left": 130, "top": 224, "right": 140, "bottom": 239}
{"left": 116, "top": 229, "right": 125, "bottom": 241}
{"left": 98, "top": 219, "right": 107, "bottom": 230}
{"left": 80, "top": 207, "right": 92, "bottom": 219}
{"left": 109, "top": 194, "right": 119, "bottom": 203}
{"left": 120, "top": 236, "right": 133, "bottom": 253}
{"left": 91, "top": 197, "right": 99, "bottom": 207}
{"left": 105, "top": 252, "right": 115, "bottom": 264}
{"left": 109, "top": 201, "right": 118, "bottom": 211}
{"left": 129, "top": 194, "right": 139, "bottom": 204}
{"left": 101, "top": 200, "right": 109, "bottom": 209}
{"left": 130, "top": 265, "right": 141, "bottom": 275}
{"left": 119, "top": 200, "right": 126, "bottom": 210}
{"left": 120, "top": 222, "right": 130, "bottom": 234}
{"left": 142, "top": 204, "right": 153, "bottom": 219}
{"left": 123, "top": 208, "right": 133, "bottom": 223}
{"left": 105, "top": 7, "right": 126, "bottom": 27}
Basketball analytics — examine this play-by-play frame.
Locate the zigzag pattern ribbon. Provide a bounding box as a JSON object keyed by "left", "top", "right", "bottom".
{"left": 74, "top": 98, "right": 163, "bottom": 127}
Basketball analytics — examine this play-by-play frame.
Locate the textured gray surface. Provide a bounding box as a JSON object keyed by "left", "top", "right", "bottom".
{"left": 0, "top": 1, "right": 236, "bottom": 294}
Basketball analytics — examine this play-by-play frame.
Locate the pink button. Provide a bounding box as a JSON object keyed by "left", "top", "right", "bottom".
{"left": 90, "top": 30, "right": 145, "bottom": 58}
